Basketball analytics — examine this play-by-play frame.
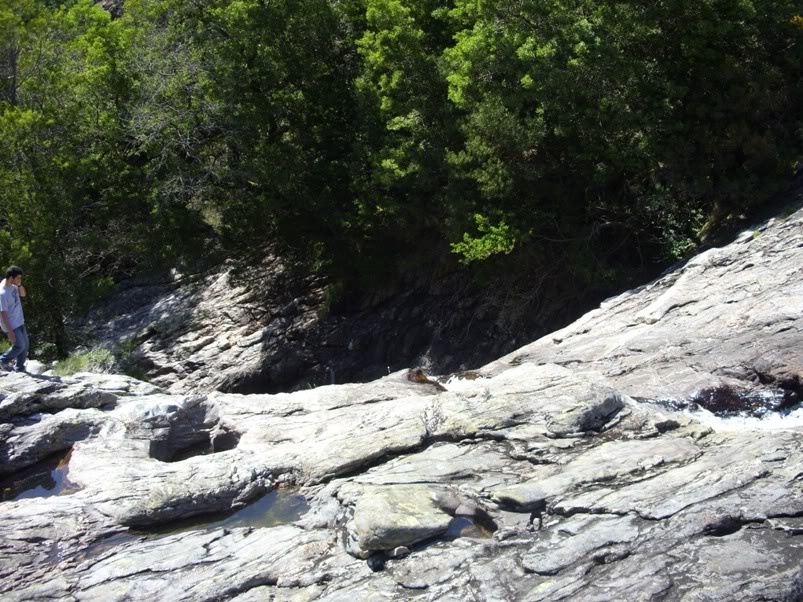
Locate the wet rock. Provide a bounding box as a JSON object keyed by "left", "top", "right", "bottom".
{"left": 768, "top": 516, "right": 803, "bottom": 535}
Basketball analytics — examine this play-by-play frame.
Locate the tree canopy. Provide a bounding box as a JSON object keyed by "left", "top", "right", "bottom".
{"left": 1, "top": 0, "right": 802, "bottom": 355}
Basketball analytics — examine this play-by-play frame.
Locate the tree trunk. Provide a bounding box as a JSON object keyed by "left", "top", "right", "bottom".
{"left": 0, "top": 46, "right": 18, "bottom": 106}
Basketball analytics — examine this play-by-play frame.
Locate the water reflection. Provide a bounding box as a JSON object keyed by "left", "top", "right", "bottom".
{"left": 0, "top": 449, "right": 78, "bottom": 502}
{"left": 443, "top": 515, "right": 496, "bottom": 540}
{"left": 143, "top": 489, "right": 310, "bottom": 535}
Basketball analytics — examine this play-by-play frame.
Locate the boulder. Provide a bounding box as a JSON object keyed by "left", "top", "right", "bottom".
{"left": 349, "top": 485, "right": 453, "bottom": 551}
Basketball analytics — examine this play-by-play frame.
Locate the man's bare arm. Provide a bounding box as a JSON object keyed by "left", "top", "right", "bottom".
{"left": 0, "top": 310, "right": 16, "bottom": 344}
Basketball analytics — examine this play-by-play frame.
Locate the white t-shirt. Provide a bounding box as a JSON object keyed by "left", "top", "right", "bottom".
{"left": 0, "top": 280, "right": 24, "bottom": 333}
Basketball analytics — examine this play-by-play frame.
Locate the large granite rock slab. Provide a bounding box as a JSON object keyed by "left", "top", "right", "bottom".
{"left": 481, "top": 207, "right": 803, "bottom": 404}
{"left": 348, "top": 485, "right": 454, "bottom": 552}
{"left": 1, "top": 203, "right": 803, "bottom": 600}
{"left": 491, "top": 437, "right": 702, "bottom": 511}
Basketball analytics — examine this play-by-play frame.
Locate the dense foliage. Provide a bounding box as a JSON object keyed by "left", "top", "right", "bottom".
{"left": 1, "top": 0, "right": 802, "bottom": 355}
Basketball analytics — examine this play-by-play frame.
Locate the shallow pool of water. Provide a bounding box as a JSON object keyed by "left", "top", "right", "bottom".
{"left": 143, "top": 489, "right": 311, "bottom": 535}
{"left": 0, "top": 449, "right": 79, "bottom": 502}
{"left": 443, "top": 515, "right": 496, "bottom": 540}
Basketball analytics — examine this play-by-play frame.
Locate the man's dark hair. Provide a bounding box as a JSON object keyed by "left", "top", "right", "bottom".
{"left": 5, "top": 266, "right": 23, "bottom": 279}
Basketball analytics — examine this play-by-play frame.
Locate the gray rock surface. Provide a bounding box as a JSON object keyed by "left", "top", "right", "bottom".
{"left": 2, "top": 204, "right": 803, "bottom": 600}
{"left": 348, "top": 485, "right": 454, "bottom": 552}
{"left": 481, "top": 210, "right": 803, "bottom": 404}
{"left": 75, "top": 251, "right": 577, "bottom": 396}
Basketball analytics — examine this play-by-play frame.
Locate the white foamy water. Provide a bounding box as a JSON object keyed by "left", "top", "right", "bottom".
{"left": 441, "top": 375, "right": 803, "bottom": 433}
{"left": 639, "top": 397, "right": 803, "bottom": 432}
{"left": 439, "top": 371, "right": 803, "bottom": 433}
{"left": 439, "top": 373, "right": 492, "bottom": 393}
{"left": 685, "top": 406, "right": 803, "bottom": 432}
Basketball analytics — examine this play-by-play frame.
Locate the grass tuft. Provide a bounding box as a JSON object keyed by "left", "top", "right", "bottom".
{"left": 53, "top": 348, "right": 116, "bottom": 376}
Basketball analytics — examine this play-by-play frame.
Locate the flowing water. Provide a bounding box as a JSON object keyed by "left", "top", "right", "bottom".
{"left": 634, "top": 393, "right": 803, "bottom": 432}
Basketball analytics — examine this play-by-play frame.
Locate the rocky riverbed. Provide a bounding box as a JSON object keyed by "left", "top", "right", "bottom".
{"left": 2, "top": 203, "right": 803, "bottom": 601}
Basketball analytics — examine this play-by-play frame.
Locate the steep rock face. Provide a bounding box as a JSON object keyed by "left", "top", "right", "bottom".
{"left": 481, "top": 206, "right": 803, "bottom": 403}
{"left": 77, "top": 253, "right": 563, "bottom": 395}
{"left": 1, "top": 203, "right": 802, "bottom": 601}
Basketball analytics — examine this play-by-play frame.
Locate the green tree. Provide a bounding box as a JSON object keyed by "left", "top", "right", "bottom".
{"left": 1, "top": 0, "right": 801, "bottom": 356}
{"left": 0, "top": 0, "right": 142, "bottom": 355}
{"left": 123, "top": 0, "right": 358, "bottom": 264}
{"left": 443, "top": 0, "right": 803, "bottom": 265}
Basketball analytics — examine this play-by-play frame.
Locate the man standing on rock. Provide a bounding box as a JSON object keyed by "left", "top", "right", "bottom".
{"left": 0, "top": 266, "right": 28, "bottom": 372}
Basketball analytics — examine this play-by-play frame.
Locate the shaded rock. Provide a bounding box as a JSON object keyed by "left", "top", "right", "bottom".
{"left": 482, "top": 207, "right": 803, "bottom": 408}
{"left": 0, "top": 408, "right": 104, "bottom": 475}
{"left": 75, "top": 251, "right": 588, "bottom": 397}
{"left": 367, "top": 554, "right": 386, "bottom": 572}
{"left": 661, "top": 527, "right": 803, "bottom": 602}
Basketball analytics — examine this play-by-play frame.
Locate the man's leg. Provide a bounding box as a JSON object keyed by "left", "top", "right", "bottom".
{"left": 0, "top": 327, "right": 24, "bottom": 369}
{"left": 14, "top": 325, "right": 28, "bottom": 371}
